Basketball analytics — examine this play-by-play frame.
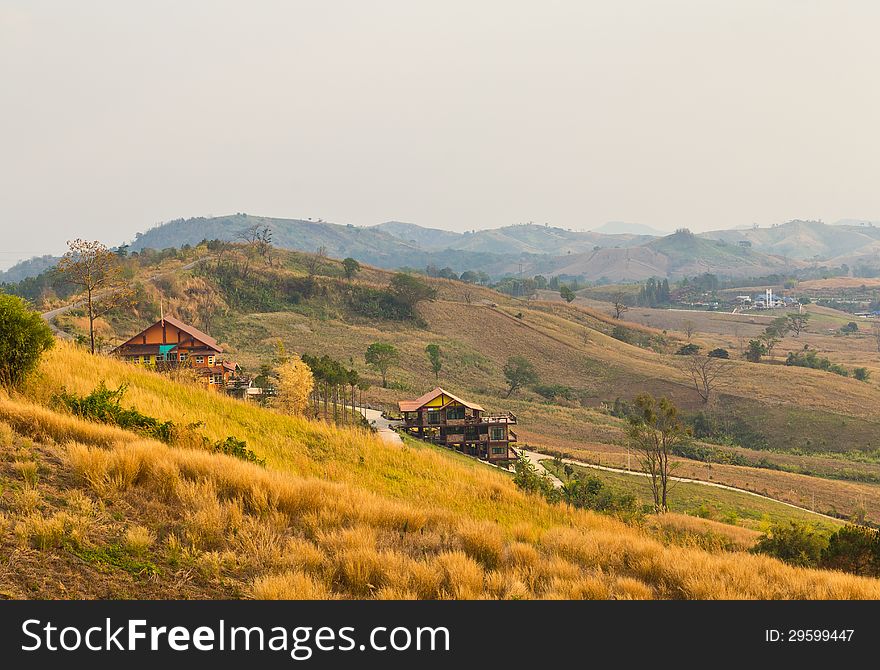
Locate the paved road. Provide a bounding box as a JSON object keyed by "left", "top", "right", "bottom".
{"left": 518, "top": 448, "right": 841, "bottom": 522}
{"left": 358, "top": 407, "right": 403, "bottom": 444}
{"left": 41, "top": 257, "right": 209, "bottom": 339}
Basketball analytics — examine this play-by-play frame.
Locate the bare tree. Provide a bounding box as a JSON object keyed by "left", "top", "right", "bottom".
{"left": 683, "top": 320, "right": 696, "bottom": 341}
{"left": 305, "top": 246, "right": 328, "bottom": 278}
{"left": 627, "top": 394, "right": 687, "bottom": 513}
{"left": 786, "top": 312, "right": 810, "bottom": 337}
{"left": 57, "top": 239, "right": 134, "bottom": 354}
{"left": 236, "top": 224, "right": 273, "bottom": 276}
{"left": 612, "top": 292, "right": 629, "bottom": 319}
{"left": 680, "top": 354, "right": 732, "bottom": 405}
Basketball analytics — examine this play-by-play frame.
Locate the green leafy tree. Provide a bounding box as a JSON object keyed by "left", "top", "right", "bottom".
{"left": 0, "top": 294, "right": 54, "bottom": 388}
{"left": 425, "top": 343, "right": 442, "bottom": 381}
{"left": 745, "top": 339, "right": 767, "bottom": 363}
{"left": 559, "top": 285, "right": 576, "bottom": 303}
{"left": 365, "top": 342, "right": 399, "bottom": 388}
{"left": 389, "top": 273, "right": 437, "bottom": 317}
{"left": 341, "top": 257, "right": 361, "bottom": 280}
{"left": 503, "top": 355, "right": 538, "bottom": 398}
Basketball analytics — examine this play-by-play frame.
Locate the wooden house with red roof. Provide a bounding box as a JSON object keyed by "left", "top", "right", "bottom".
{"left": 111, "top": 316, "right": 239, "bottom": 389}
{"left": 398, "top": 387, "right": 517, "bottom": 462}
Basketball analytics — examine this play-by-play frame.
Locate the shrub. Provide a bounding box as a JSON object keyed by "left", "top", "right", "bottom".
{"left": 346, "top": 286, "right": 413, "bottom": 320}
{"left": 675, "top": 343, "right": 701, "bottom": 355}
{"left": 559, "top": 475, "right": 641, "bottom": 520}
{"left": 58, "top": 383, "right": 262, "bottom": 464}
{"left": 752, "top": 521, "right": 828, "bottom": 568}
{"left": 212, "top": 436, "right": 265, "bottom": 466}
{"left": 0, "top": 294, "right": 54, "bottom": 388}
{"left": 533, "top": 384, "right": 577, "bottom": 401}
{"left": 512, "top": 457, "right": 556, "bottom": 499}
{"left": 707, "top": 348, "right": 729, "bottom": 359}
{"left": 610, "top": 325, "right": 633, "bottom": 344}
{"left": 854, "top": 367, "right": 870, "bottom": 382}
{"left": 785, "top": 349, "right": 850, "bottom": 377}
{"left": 56, "top": 382, "right": 176, "bottom": 442}
{"left": 745, "top": 339, "right": 766, "bottom": 362}
{"left": 820, "top": 525, "right": 880, "bottom": 577}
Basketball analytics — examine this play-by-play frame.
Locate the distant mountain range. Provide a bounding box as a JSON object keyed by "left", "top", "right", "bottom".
{"left": 590, "top": 221, "right": 669, "bottom": 236}
{"left": 4, "top": 215, "right": 880, "bottom": 285}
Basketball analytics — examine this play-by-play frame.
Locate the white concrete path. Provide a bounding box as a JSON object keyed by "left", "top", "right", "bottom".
{"left": 517, "top": 448, "right": 841, "bottom": 522}
{"left": 358, "top": 407, "right": 403, "bottom": 444}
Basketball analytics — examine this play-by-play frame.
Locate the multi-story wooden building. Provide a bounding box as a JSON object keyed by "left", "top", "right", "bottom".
{"left": 398, "top": 387, "right": 517, "bottom": 462}
{"left": 111, "top": 316, "right": 239, "bottom": 389}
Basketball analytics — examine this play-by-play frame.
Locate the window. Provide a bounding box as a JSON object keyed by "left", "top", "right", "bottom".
{"left": 446, "top": 405, "right": 465, "bottom": 420}
{"left": 179, "top": 352, "right": 188, "bottom": 362}
{"left": 142, "top": 355, "right": 150, "bottom": 364}
{"left": 490, "top": 427, "right": 505, "bottom": 441}
{"left": 427, "top": 410, "right": 441, "bottom": 425}
{"left": 195, "top": 355, "right": 205, "bottom": 364}
{"left": 208, "top": 355, "right": 215, "bottom": 366}
{"left": 492, "top": 447, "right": 507, "bottom": 455}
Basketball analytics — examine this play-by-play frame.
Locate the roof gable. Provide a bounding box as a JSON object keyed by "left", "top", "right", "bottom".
{"left": 398, "top": 387, "right": 484, "bottom": 412}
{"left": 114, "top": 316, "right": 223, "bottom": 353}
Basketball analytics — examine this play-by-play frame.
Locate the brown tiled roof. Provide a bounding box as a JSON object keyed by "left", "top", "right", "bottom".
{"left": 112, "top": 316, "right": 223, "bottom": 354}
{"left": 398, "top": 387, "right": 484, "bottom": 412}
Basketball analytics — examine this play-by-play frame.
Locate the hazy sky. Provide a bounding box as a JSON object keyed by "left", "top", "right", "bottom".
{"left": 3, "top": 1, "right": 880, "bottom": 269}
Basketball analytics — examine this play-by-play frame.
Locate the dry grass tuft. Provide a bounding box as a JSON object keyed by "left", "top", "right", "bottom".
{"left": 124, "top": 525, "right": 155, "bottom": 555}
{"left": 251, "top": 571, "right": 333, "bottom": 600}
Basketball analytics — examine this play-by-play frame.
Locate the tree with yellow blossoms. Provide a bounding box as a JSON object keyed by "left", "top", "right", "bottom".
{"left": 273, "top": 353, "right": 314, "bottom": 416}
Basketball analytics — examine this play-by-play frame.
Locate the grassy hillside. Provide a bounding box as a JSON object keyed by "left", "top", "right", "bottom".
{"left": 1, "top": 342, "right": 878, "bottom": 599}
{"left": 44, "top": 244, "right": 880, "bottom": 524}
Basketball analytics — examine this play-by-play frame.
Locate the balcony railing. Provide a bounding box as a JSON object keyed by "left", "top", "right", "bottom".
{"left": 402, "top": 412, "right": 517, "bottom": 427}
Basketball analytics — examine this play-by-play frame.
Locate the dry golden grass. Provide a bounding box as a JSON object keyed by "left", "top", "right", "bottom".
{"left": 648, "top": 513, "right": 761, "bottom": 552}
{"left": 1, "top": 344, "right": 880, "bottom": 599}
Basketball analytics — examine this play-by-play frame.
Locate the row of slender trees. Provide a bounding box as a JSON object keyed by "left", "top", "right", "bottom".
{"left": 300, "top": 353, "right": 369, "bottom": 424}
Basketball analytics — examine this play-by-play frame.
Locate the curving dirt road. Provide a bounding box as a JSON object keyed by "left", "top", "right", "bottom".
{"left": 41, "top": 257, "right": 209, "bottom": 339}
{"left": 517, "top": 448, "right": 841, "bottom": 523}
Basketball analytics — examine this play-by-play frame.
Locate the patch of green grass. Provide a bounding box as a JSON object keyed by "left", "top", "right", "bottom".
{"left": 69, "top": 542, "right": 161, "bottom": 578}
